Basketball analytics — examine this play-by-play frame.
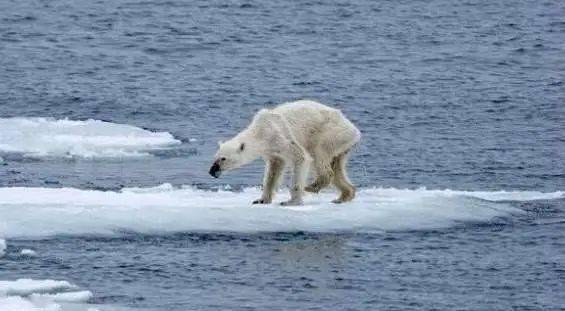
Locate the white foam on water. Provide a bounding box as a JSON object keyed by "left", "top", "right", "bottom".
{"left": 0, "top": 184, "right": 561, "bottom": 238}
{"left": 0, "top": 117, "right": 181, "bottom": 158}
{"left": 0, "top": 279, "right": 115, "bottom": 311}
{"left": 20, "top": 249, "right": 37, "bottom": 257}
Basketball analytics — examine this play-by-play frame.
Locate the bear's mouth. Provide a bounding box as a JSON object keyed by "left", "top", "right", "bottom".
{"left": 209, "top": 162, "right": 222, "bottom": 178}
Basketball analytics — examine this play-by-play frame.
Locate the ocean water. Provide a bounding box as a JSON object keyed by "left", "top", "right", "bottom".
{"left": 0, "top": 0, "right": 564, "bottom": 310}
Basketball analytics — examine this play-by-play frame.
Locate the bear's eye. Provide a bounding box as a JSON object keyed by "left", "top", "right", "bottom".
{"left": 220, "top": 157, "right": 226, "bottom": 161}
{"left": 239, "top": 143, "right": 245, "bottom": 152}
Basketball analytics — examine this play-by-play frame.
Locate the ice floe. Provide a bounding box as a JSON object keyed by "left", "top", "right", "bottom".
{"left": 0, "top": 117, "right": 181, "bottom": 158}
{"left": 0, "top": 279, "right": 126, "bottom": 311}
{"left": 0, "top": 279, "right": 97, "bottom": 310}
{"left": 0, "top": 184, "right": 561, "bottom": 238}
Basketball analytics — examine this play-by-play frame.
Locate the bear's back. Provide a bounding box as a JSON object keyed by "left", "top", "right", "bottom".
{"left": 268, "top": 100, "right": 348, "bottom": 148}
{"left": 272, "top": 100, "right": 336, "bottom": 115}
{"left": 271, "top": 100, "right": 339, "bottom": 127}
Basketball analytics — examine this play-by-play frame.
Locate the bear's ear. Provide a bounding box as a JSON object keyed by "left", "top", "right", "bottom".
{"left": 239, "top": 143, "right": 245, "bottom": 152}
{"left": 217, "top": 140, "right": 224, "bottom": 146}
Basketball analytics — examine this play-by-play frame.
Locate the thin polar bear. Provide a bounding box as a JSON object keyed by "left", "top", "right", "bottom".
{"left": 209, "top": 100, "right": 361, "bottom": 205}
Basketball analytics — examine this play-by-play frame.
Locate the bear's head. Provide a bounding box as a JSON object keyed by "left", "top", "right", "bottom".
{"left": 209, "top": 137, "right": 259, "bottom": 178}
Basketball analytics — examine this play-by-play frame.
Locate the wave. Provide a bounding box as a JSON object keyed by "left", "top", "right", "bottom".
{"left": 0, "top": 185, "right": 561, "bottom": 238}
{"left": 0, "top": 117, "right": 181, "bottom": 158}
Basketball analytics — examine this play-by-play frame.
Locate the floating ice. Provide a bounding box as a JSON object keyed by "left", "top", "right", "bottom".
{"left": 413, "top": 188, "right": 564, "bottom": 202}
{"left": 30, "top": 290, "right": 93, "bottom": 303}
{"left": 0, "top": 279, "right": 131, "bottom": 311}
{"left": 0, "top": 239, "right": 5, "bottom": 257}
{"left": 0, "top": 296, "right": 42, "bottom": 311}
{"left": 0, "top": 117, "right": 181, "bottom": 158}
{"left": 0, "top": 184, "right": 561, "bottom": 238}
{"left": 0, "top": 279, "right": 100, "bottom": 311}
{"left": 0, "top": 279, "right": 77, "bottom": 296}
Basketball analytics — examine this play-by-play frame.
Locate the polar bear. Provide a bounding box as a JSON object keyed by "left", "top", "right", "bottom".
{"left": 209, "top": 100, "right": 361, "bottom": 205}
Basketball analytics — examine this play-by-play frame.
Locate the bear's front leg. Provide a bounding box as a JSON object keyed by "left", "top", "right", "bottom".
{"left": 281, "top": 149, "right": 311, "bottom": 206}
{"left": 253, "top": 157, "right": 285, "bottom": 204}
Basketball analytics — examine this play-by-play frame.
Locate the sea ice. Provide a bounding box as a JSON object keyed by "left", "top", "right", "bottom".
{"left": 0, "top": 184, "right": 560, "bottom": 238}
{"left": 0, "top": 117, "right": 181, "bottom": 158}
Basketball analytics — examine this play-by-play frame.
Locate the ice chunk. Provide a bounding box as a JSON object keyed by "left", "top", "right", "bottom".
{"left": 0, "top": 279, "right": 77, "bottom": 296}
{"left": 0, "top": 185, "right": 560, "bottom": 238}
{"left": 0, "top": 117, "right": 181, "bottom": 158}
{"left": 30, "top": 290, "right": 93, "bottom": 303}
{"left": 0, "top": 239, "right": 6, "bottom": 257}
{"left": 0, "top": 279, "right": 103, "bottom": 311}
{"left": 0, "top": 296, "right": 45, "bottom": 311}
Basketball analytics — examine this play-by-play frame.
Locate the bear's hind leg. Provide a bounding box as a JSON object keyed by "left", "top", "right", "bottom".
{"left": 304, "top": 149, "right": 334, "bottom": 193}
{"left": 331, "top": 151, "right": 355, "bottom": 203}
{"left": 306, "top": 121, "right": 359, "bottom": 194}
{"left": 253, "top": 157, "right": 285, "bottom": 204}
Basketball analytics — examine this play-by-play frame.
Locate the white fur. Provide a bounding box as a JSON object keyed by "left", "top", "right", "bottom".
{"left": 212, "top": 100, "right": 361, "bottom": 205}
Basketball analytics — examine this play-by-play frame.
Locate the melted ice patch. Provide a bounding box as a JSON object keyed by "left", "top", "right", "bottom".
{"left": 0, "top": 117, "right": 181, "bottom": 158}
{"left": 0, "top": 185, "right": 561, "bottom": 238}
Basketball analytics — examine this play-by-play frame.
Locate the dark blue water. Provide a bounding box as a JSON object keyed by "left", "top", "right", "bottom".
{"left": 1, "top": 0, "right": 564, "bottom": 310}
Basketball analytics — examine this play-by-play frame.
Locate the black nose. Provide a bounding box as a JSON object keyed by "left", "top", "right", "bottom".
{"left": 209, "top": 162, "right": 221, "bottom": 178}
